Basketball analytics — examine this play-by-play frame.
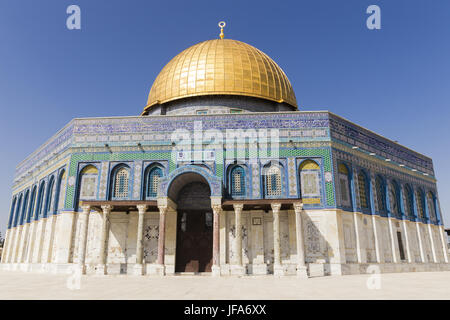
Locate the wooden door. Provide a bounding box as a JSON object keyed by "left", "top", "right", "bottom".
{"left": 175, "top": 211, "right": 213, "bottom": 272}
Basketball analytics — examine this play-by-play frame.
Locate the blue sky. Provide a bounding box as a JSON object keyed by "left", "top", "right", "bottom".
{"left": 0, "top": 0, "right": 449, "bottom": 235}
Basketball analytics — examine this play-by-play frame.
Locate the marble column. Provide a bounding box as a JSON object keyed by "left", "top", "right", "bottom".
{"left": 415, "top": 222, "right": 426, "bottom": 263}
{"left": 96, "top": 205, "right": 112, "bottom": 275}
{"left": 134, "top": 204, "right": 147, "bottom": 275}
{"left": 293, "top": 202, "right": 308, "bottom": 278}
{"left": 439, "top": 226, "right": 449, "bottom": 263}
{"left": 231, "top": 203, "right": 245, "bottom": 275}
{"left": 402, "top": 220, "right": 412, "bottom": 263}
{"left": 372, "top": 215, "right": 383, "bottom": 263}
{"left": 211, "top": 200, "right": 222, "bottom": 277}
{"left": 18, "top": 224, "right": 30, "bottom": 263}
{"left": 1, "top": 229, "right": 10, "bottom": 264}
{"left": 353, "top": 213, "right": 364, "bottom": 263}
{"left": 388, "top": 218, "right": 399, "bottom": 263}
{"left": 427, "top": 223, "right": 438, "bottom": 263}
{"left": 271, "top": 203, "right": 284, "bottom": 276}
{"left": 156, "top": 205, "right": 167, "bottom": 275}
{"left": 77, "top": 205, "right": 91, "bottom": 274}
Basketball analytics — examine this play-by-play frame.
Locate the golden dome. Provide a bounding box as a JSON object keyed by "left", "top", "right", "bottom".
{"left": 143, "top": 39, "right": 297, "bottom": 114}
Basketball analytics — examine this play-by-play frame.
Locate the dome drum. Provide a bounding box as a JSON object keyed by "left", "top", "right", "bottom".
{"left": 142, "top": 94, "right": 296, "bottom": 116}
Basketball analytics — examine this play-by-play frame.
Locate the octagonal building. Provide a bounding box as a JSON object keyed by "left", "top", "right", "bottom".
{"left": 2, "top": 34, "right": 449, "bottom": 277}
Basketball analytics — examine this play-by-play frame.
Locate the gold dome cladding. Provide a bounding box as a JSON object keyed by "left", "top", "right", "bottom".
{"left": 143, "top": 39, "right": 298, "bottom": 113}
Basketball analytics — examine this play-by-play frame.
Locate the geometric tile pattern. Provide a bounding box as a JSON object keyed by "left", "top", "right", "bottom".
{"left": 9, "top": 111, "right": 442, "bottom": 228}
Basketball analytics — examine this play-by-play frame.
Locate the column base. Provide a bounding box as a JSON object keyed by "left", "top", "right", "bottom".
{"left": 133, "top": 264, "right": 145, "bottom": 276}
{"left": 211, "top": 265, "right": 221, "bottom": 277}
{"left": 230, "top": 265, "right": 246, "bottom": 276}
{"left": 75, "top": 264, "right": 87, "bottom": 275}
{"left": 296, "top": 265, "right": 309, "bottom": 278}
{"left": 329, "top": 263, "right": 344, "bottom": 276}
{"left": 273, "top": 264, "right": 287, "bottom": 276}
{"left": 308, "top": 263, "right": 325, "bottom": 277}
{"left": 153, "top": 264, "right": 165, "bottom": 276}
{"left": 95, "top": 264, "right": 107, "bottom": 275}
{"left": 40, "top": 263, "right": 52, "bottom": 273}
{"left": 50, "top": 263, "right": 74, "bottom": 274}
{"left": 251, "top": 263, "right": 268, "bottom": 275}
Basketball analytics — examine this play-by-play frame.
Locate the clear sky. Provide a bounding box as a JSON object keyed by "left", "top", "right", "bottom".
{"left": 0, "top": 0, "right": 449, "bottom": 235}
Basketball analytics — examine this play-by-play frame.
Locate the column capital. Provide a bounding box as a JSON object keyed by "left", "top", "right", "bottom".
{"left": 271, "top": 202, "right": 281, "bottom": 213}
{"left": 136, "top": 204, "right": 148, "bottom": 214}
{"left": 157, "top": 205, "right": 168, "bottom": 215}
{"left": 81, "top": 205, "right": 91, "bottom": 214}
{"left": 101, "top": 204, "right": 113, "bottom": 214}
{"left": 233, "top": 203, "right": 244, "bottom": 213}
{"left": 157, "top": 197, "right": 177, "bottom": 211}
{"left": 212, "top": 203, "right": 223, "bottom": 215}
{"left": 293, "top": 202, "right": 303, "bottom": 213}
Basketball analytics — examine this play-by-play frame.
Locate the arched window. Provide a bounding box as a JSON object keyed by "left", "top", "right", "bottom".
{"left": 416, "top": 189, "right": 426, "bottom": 220}
{"left": 264, "top": 164, "right": 282, "bottom": 197}
{"left": 78, "top": 165, "right": 99, "bottom": 201}
{"left": 146, "top": 166, "right": 163, "bottom": 198}
{"left": 13, "top": 194, "right": 23, "bottom": 227}
{"left": 44, "top": 176, "right": 55, "bottom": 217}
{"left": 27, "top": 186, "right": 37, "bottom": 223}
{"left": 427, "top": 191, "right": 437, "bottom": 223}
{"left": 35, "top": 182, "right": 46, "bottom": 220}
{"left": 338, "top": 163, "right": 352, "bottom": 208}
{"left": 389, "top": 181, "right": 402, "bottom": 218}
{"left": 404, "top": 184, "right": 415, "bottom": 219}
{"left": 8, "top": 197, "right": 17, "bottom": 228}
{"left": 19, "top": 190, "right": 30, "bottom": 225}
{"left": 230, "top": 166, "right": 246, "bottom": 197}
{"left": 54, "top": 170, "right": 66, "bottom": 212}
{"left": 357, "top": 171, "right": 370, "bottom": 210}
{"left": 375, "top": 175, "right": 387, "bottom": 214}
{"left": 112, "top": 166, "right": 130, "bottom": 199}
{"left": 299, "top": 160, "right": 321, "bottom": 201}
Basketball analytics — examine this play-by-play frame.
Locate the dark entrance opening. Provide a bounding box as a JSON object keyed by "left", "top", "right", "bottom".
{"left": 397, "top": 231, "right": 406, "bottom": 261}
{"left": 175, "top": 180, "right": 213, "bottom": 273}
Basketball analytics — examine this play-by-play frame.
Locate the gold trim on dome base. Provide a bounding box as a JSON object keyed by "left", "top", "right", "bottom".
{"left": 143, "top": 39, "right": 298, "bottom": 114}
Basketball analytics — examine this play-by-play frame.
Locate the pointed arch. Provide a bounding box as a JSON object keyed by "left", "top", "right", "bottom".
{"left": 426, "top": 191, "right": 437, "bottom": 223}
{"left": 44, "top": 176, "right": 55, "bottom": 218}
{"left": 416, "top": 188, "right": 426, "bottom": 221}
{"left": 357, "top": 170, "right": 370, "bottom": 210}
{"left": 19, "top": 190, "right": 30, "bottom": 225}
{"left": 404, "top": 184, "right": 415, "bottom": 219}
{"left": 78, "top": 165, "right": 99, "bottom": 200}
{"left": 338, "top": 163, "right": 352, "bottom": 209}
{"left": 389, "top": 180, "right": 402, "bottom": 218}
{"left": 110, "top": 164, "right": 131, "bottom": 200}
{"left": 35, "top": 181, "right": 46, "bottom": 220}
{"left": 262, "top": 162, "right": 284, "bottom": 198}
{"left": 54, "top": 169, "right": 67, "bottom": 213}
{"left": 144, "top": 164, "right": 164, "bottom": 199}
{"left": 229, "top": 165, "right": 246, "bottom": 197}
{"left": 299, "top": 159, "right": 321, "bottom": 203}
{"left": 13, "top": 194, "right": 23, "bottom": 227}
{"left": 375, "top": 175, "right": 387, "bottom": 215}
{"left": 27, "top": 186, "right": 37, "bottom": 223}
{"left": 8, "top": 197, "right": 17, "bottom": 229}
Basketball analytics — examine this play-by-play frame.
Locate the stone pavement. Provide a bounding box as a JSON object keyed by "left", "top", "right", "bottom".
{"left": 0, "top": 271, "right": 449, "bottom": 300}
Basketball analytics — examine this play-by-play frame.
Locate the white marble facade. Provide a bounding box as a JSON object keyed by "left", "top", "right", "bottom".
{"left": 2, "top": 206, "right": 449, "bottom": 277}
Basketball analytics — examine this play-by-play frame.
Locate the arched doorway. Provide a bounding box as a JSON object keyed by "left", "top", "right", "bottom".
{"left": 169, "top": 173, "right": 213, "bottom": 273}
